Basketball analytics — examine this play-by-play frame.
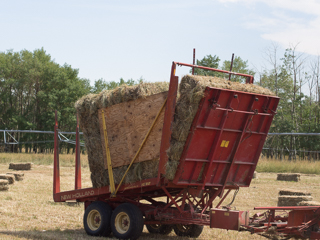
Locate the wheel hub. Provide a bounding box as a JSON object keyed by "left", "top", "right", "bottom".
{"left": 87, "top": 210, "right": 101, "bottom": 231}
{"left": 115, "top": 212, "right": 130, "bottom": 234}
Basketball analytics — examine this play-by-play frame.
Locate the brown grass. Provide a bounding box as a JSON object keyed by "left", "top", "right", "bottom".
{"left": 0, "top": 153, "right": 89, "bottom": 168}
{"left": 256, "top": 157, "right": 320, "bottom": 174}
{"left": 0, "top": 154, "right": 319, "bottom": 239}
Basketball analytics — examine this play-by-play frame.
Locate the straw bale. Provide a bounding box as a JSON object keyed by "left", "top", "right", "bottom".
{"left": 278, "top": 196, "right": 313, "bottom": 206}
{"left": 76, "top": 75, "right": 275, "bottom": 187}
{"left": 165, "top": 75, "right": 275, "bottom": 179}
{"left": 277, "top": 173, "right": 300, "bottom": 182}
{"left": 0, "top": 179, "right": 9, "bottom": 185}
{"left": 0, "top": 185, "right": 9, "bottom": 191}
{"left": 6, "top": 172, "right": 24, "bottom": 181}
{"left": 298, "top": 201, "right": 320, "bottom": 206}
{"left": 0, "top": 179, "right": 9, "bottom": 191}
{"left": 0, "top": 174, "right": 14, "bottom": 184}
{"left": 75, "top": 82, "right": 169, "bottom": 188}
{"left": 279, "top": 189, "right": 311, "bottom": 196}
{"left": 8, "top": 162, "right": 32, "bottom": 170}
{"left": 6, "top": 173, "right": 16, "bottom": 182}
{"left": 253, "top": 171, "right": 258, "bottom": 179}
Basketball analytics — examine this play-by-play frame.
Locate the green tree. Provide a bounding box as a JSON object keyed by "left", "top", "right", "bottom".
{"left": 192, "top": 55, "right": 221, "bottom": 76}
{"left": 191, "top": 54, "right": 254, "bottom": 82}
{"left": 0, "top": 48, "right": 91, "bottom": 152}
{"left": 222, "top": 56, "right": 255, "bottom": 83}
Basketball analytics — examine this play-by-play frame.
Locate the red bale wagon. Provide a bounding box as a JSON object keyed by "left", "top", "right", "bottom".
{"left": 53, "top": 62, "right": 320, "bottom": 239}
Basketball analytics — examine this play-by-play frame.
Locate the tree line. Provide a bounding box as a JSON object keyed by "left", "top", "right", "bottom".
{"left": 259, "top": 45, "right": 320, "bottom": 160}
{"left": 1, "top": 46, "right": 319, "bottom": 159}
{"left": 0, "top": 48, "right": 139, "bottom": 153}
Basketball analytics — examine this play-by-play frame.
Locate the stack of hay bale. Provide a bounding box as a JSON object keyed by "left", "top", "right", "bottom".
{"left": 277, "top": 173, "right": 300, "bottom": 182}
{"left": 75, "top": 75, "right": 275, "bottom": 188}
{"left": 0, "top": 180, "right": 9, "bottom": 191}
{"left": 6, "top": 172, "right": 24, "bottom": 181}
{"left": 252, "top": 171, "right": 258, "bottom": 179}
{"left": 75, "top": 82, "right": 169, "bottom": 187}
{"left": 278, "top": 189, "right": 319, "bottom": 206}
{"left": 0, "top": 174, "right": 15, "bottom": 184}
{"left": 0, "top": 171, "right": 24, "bottom": 192}
{"left": 0, "top": 174, "right": 14, "bottom": 191}
{"left": 9, "top": 162, "right": 32, "bottom": 170}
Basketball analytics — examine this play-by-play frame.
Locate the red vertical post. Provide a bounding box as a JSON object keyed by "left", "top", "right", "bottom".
{"left": 53, "top": 110, "right": 60, "bottom": 195}
{"left": 75, "top": 114, "right": 81, "bottom": 190}
{"left": 192, "top": 48, "right": 195, "bottom": 75}
{"left": 157, "top": 62, "right": 179, "bottom": 185}
{"left": 229, "top": 53, "right": 234, "bottom": 80}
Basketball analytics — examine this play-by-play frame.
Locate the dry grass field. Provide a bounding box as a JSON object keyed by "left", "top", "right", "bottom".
{"left": 0, "top": 153, "right": 319, "bottom": 240}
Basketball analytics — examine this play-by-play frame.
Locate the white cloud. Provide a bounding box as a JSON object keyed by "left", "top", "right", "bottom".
{"left": 218, "top": 0, "right": 320, "bottom": 55}
{"left": 218, "top": 0, "right": 320, "bottom": 14}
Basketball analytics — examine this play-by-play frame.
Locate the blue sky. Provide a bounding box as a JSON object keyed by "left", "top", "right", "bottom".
{"left": 1, "top": 0, "right": 319, "bottom": 85}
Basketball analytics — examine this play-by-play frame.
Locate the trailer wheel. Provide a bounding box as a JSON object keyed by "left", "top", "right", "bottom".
{"left": 111, "top": 203, "right": 143, "bottom": 240}
{"left": 146, "top": 223, "right": 173, "bottom": 235}
{"left": 173, "top": 224, "right": 204, "bottom": 238}
{"left": 83, "top": 201, "right": 112, "bottom": 237}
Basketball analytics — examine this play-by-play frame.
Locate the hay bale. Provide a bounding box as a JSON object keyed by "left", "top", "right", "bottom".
{"left": 76, "top": 75, "right": 275, "bottom": 187}
{"left": 0, "top": 179, "right": 9, "bottom": 185}
{"left": 6, "top": 172, "right": 24, "bottom": 181}
{"left": 278, "top": 196, "right": 313, "bottom": 206}
{"left": 166, "top": 75, "right": 275, "bottom": 179}
{"left": 253, "top": 171, "right": 258, "bottom": 179}
{"left": 0, "top": 174, "right": 14, "bottom": 184}
{"left": 279, "top": 189, "right": 311, "bottom": 196}
{"left": 0, "top": 179, "right": 9, "bottom": 191}
{"left": 9, "top": 162, "right": 32, "bottom": 170}
{"left": 0, "top": 185, "right": 9, "bottom": 191}
{"left": 75, "top": 82, "right": 169, "bottom": 188}
{"left": 277, "top": 173, "right": 300, "bottom": 182}
{"left": 298, "top": 201, "right": 320, "bottom": 206}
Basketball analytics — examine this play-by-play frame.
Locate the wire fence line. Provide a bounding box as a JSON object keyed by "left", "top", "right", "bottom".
{"left": 0, "top": 129, "right": 85, "bottom": 153}
{"left": 0, "top": 130, "right": 84, "bottom": 146}
{"left": 263, "top": 133, "right": 320, "bottom": 160}
{"left": 1, "top": 130, "right": 320, "bottom": 158}
{"left": 268, "top": 133, "right": 320, "bottom": 136}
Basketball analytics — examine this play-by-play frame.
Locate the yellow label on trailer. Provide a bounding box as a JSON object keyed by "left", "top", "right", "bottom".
{"left": 220, "top": 140, "right": 229, "bottom": 148}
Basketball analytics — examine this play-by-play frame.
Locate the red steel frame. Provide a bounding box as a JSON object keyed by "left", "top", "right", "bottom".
{"left": 243, "top": 206, "right": 320, "bottom": 239}
{"left": 53, "top": 61, "right": 263, "bottom": 199}
{"left": 53, "top": 61, "right": 289, "bottom": 232}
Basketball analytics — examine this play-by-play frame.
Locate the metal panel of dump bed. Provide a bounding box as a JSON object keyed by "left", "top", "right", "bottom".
{"left": 173, "top": 85, "right": 278, "bottom": 190}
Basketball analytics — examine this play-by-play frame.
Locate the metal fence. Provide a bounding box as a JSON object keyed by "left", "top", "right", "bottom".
{"left": 1, "top": 130, "right": 320, "bottom": 158}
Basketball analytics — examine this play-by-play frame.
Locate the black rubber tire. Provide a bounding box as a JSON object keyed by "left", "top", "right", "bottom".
{"left": 111, "top": 203, "right": 144, "bottom": 240}
{"left": 173, "top": 224, "right": 204, "bottom": 238}
{"left": 146, "top": 201, "right": 172, "bottom": 235}
{"left": 83, "top": 201, "right": 112, "bottom": 237}
{"left": 146, "top": 223, "right": 173, "bottom": 235}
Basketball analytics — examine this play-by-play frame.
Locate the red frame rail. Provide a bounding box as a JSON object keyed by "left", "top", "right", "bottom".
{"left": 244, "top": 206, "right": 320, "bottom": 239}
